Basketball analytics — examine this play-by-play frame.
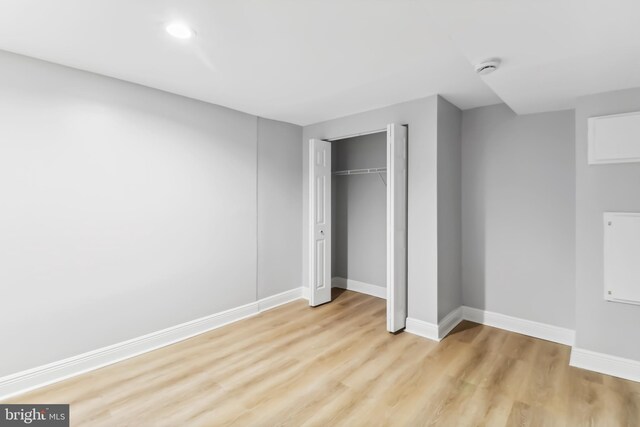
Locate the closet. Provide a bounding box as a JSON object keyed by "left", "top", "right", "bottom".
{"left": 308, "top": 124, "right": 407, "bottom": 332}
{"left": 331, "top": 132, "right": 387, "bottom": 299}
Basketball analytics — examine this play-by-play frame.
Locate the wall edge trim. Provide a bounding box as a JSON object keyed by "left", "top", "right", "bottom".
{"left": 462, "top": 306, "right": 575, "bottom": 346}
{"left": 331, "top": 277, "right": 386, "bottom": 299}
{"left": 438, "top": 307, "right": 464, "bottom": 340}
{"left": 570, "top": 347, "right": 640, "bottom": 383}
{"left": 0, "top": 287, "right": 305, "bottom": 401}
{"left": 405, "top": 318, "right": 440, "bottom": 341}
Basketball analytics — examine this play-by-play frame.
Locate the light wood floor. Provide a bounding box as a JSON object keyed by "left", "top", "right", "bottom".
{"left": 6, "top": 290, "right": 640, "bottom": 426}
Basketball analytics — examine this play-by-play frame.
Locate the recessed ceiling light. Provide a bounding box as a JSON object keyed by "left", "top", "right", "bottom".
{"left": 166, "top": 22, "right": 194, "bottom": 39}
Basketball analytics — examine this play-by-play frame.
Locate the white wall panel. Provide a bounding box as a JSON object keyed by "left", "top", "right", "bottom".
{"left": 589, "top": 111, "right": 640, "bottom": 164}
{"left": 604, "top": 212, "right": 640, "bottom": 305}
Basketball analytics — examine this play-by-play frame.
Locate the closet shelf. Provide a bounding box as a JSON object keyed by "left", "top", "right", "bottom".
{"left": 333, "top": 167, "right": 387, "bottom": 176}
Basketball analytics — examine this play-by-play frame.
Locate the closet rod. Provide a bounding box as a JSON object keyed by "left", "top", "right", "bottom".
{"left": 333, "top": 167, "right": 387, "bottom": 176}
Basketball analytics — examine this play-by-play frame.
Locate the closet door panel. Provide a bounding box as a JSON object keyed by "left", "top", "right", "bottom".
{"left": 387, "top": 124, "right": 408, "bottom": 332}
{"left": 308, "top": 139, "right": 332, "bottom": 306}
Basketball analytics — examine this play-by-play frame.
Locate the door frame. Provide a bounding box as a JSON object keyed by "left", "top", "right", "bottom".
{"left": 307, "top": 124, "right": 408, "bottom": 331}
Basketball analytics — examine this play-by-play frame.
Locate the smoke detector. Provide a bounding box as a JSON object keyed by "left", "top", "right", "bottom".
{"left": 475, "top": 59, "right": 501, "bottom": 75}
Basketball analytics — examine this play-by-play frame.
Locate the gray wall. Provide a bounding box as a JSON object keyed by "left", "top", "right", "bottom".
{"left": 332, "top": 133, "right": 387, "bottom": 287}
{"left": 0, "top": 50, "right": 301, "bottom": 377}
{"left": 461, "top": 104, "right": 575, "bottom": 328}
{"left": 437, "top": 98, "right": 463, "bottom": 320}
{"left": 257, "top": 118, "right": 303, "bottom": 299}
{"left": 575, "top": 89, "right": 640, "bottom": 359}
{"left": 303, "top": 96, "right": 440, "bottom": 324}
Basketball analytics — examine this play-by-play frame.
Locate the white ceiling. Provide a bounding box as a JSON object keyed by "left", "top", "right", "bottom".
{"left": 0, "top": 1, "right": 639, "bottom": 125}
{"left": 427, "top": 0, "right": 640, "bottom": 115}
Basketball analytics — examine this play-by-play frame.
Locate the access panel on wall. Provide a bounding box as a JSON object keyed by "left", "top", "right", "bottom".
{"left": 589, "top": 111, "right": 640, "bottom": 164}
{"left": 604, "top": 212, "right": 640, "bottom": 305}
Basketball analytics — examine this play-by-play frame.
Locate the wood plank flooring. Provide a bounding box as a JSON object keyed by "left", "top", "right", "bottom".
{"left": 5, "top": 289, "right": 640, "bottom": 426}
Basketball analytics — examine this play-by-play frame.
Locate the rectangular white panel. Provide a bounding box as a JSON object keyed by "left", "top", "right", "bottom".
{"left": 315, "top": 176, "right": 325, "bottom": 225}
{"left": 589, "top": 111, "right": 640, "bottom": 164}
{"left": 604, "top": 212, "right": 640, "bottom": 305}
{"left": 316, "top": 240, "right": 325, "bottom": 289}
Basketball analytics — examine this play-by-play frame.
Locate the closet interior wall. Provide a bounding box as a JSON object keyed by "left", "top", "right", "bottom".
{"left": 331, "top": 132, "right": 387, "bottom": 291}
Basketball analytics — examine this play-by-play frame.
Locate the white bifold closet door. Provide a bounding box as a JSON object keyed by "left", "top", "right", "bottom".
{"left": 308, "top": 125, "right": 407, "bottom": 332}
{"left": 386, "top": 124, "right": 408, "bottom": 332}
{"left": 308, "top": 138, "right": 332, "bottom": 306}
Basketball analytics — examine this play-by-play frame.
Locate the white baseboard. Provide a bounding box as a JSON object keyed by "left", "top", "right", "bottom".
{"left": 435, "top": 306, "right": 640, "bottom": 383}
{"left": 0, "top": 287, "right": 305, "bottom": 401}
{"left": 438, "top": 307, "right": 463, "bottom": 340}
{"left": 6, "top": 290, "right": 637, "bottom": 400}
{"left": 570, "top": 348, "right": 640, "bottom": 383}
{"left": 405, "top": 307, "right": 463, "bottom": 342}
{"left": 405, "top": 318, "right": 439, "bottom": 341}
{"left": 258, "top": 288, "right": 305, "bottom": 311}
{"left": 331, "top": 277, "right": 386, "bottom": 299}
{"left": 462, "top": 306, "right": 575, "bottom": 346}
